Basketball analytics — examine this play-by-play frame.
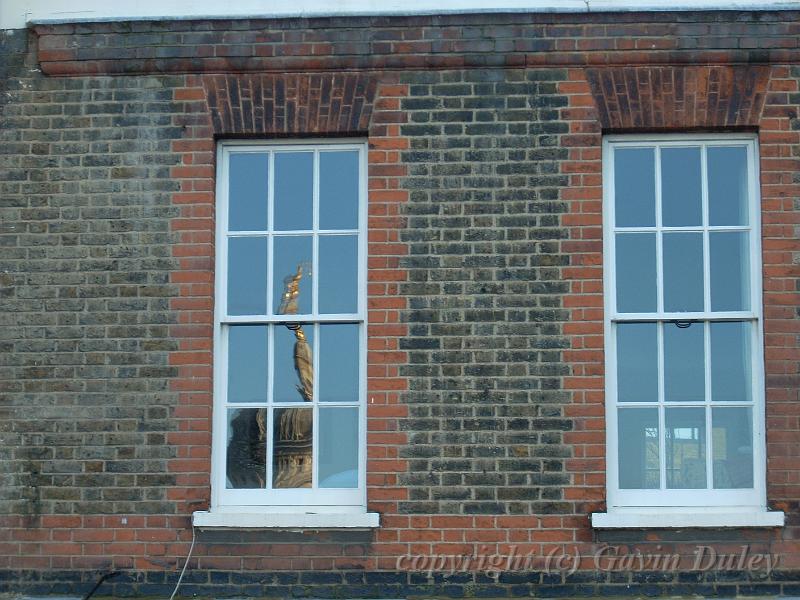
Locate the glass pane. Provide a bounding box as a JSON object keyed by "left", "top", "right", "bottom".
{"left": 663, "top": 322, "right": 705, "bottom": 402}
{"left": 615, "top": 233, "right": 657, "bottom": 313}
{"left": 320, "top": 151, "right": 359, "bottom": 230}
{"left": 618, "top": 408, "right": 659, "bottom": 489}
{"left": 614, "top": 147, "right": 655, "bottom": 227}
{"left": 661, "top": 146, "right": 702, "bottom": 227}
{"left": 663, "top": 232, "right": 704, "bottom": 312}
{"left": 274, "top": 152, "right": 313, "bottom": 231}
{"left": 227, "top": 237, "right": 267, "bottom": 315}
{"left": 229, "top": 153, "right": 268, "bottom": 231}
{"left": 274, "top": 324, "right": 315, "bottom": 403}
{"left": 711, "top": 322, "right": 752, "bottom": 403}
{"left": 710, "top": 231, "right": 750, "bottom": 312}
{"left": 708, "top": 146, "right": 749, "bottom": 226}
{"left": 273, "top": 407, "right": 312, "bottom": 489}
{"left": 666, "top": 407, "right": 706, "bottom": 489}
{"left": 273, "top": 236, "right": 312, "bottom": 316}
{"left": 226, "top": 408, "right": 266, "bottom": 489}
{"left": 319, "top": 407, "right": 359, "bottom": 488}
{"left": 319, "top": 235, "right": 358, "bottom": 314}
{"left": 319, "top": 324, "right": 359, "bottom": 403}
{"left": 228, "top": 326, "right": 267, "bottom": 403}
{"left": 616, "top": 323, "right": 658, "bottom": 403}
{"left": 712, "top": 407, "right": 754, "bottom": 489}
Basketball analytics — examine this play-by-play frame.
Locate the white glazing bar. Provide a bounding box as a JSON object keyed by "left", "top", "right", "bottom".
{"left": 657, "top": 321, "right": 666, "bottom": 490}
{"left": 654, "top": 145, "right": 664, "bottom": 315}
{"left": 312, "top": 149, "right": 320, "bottom": 318}
{"left": 267, "top": 151, "right": 275, "bottom": 316}
{"left": 312, "top": 322, "right": 320, "bottom": 489}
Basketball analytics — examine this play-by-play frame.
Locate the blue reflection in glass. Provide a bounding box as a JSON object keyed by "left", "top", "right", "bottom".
{"left": 618, "top": 408, "right": 659, "bottom": 489}
{"left": 664, "top": 322, "right": 705, "bottom": 402}
{"left": 617, "top": 322, "right": 658, "bottom": 403}
{"left": 273, "top": 236, "right": 312, "bottom": 315}
{"left": 319, "top": 407, "right": 359, "bottom": 488}
{"left": 274, "top": 152, "right": 313, "bottom": 231}
{"left": 227, "top": 237, "right": 267, "bottom": 315}
{"left": 661, "top": 146, "right": 702, "bottom": 227}
{"left": 319, "top": 235, "right": 358, "bottom": 314}
{"left": 228, "top": 325, "right": 268, "bottom": 403}
{"left": 273, "top": 324, "right": 315, "bottom": 403}
{"left": 663, "top": 232, "right": 703, "bottom": 312}
{"left": 320, "top": 151, "right": 359, "bottom": 230}
{"left": 712, "top": 407, "right": 754, "bottom": 489}
{"left": 229, "top": 153, "right": 268, "bottom": 231}
{"left": 708, "top": 146, "right": 748, "bottom": 226}
{"left": 711, "top": 321, "right": 752, "bottom": 403}
{"left": 665, "top": 407, "right": 706, "bottom": 489}
{"left": 615, "top": 233, "right": 657, "bottom": 313}
{"left": 710, "top": 231, "right": 750, "bottom": 312}
{"left": 319, "top": 324, "right": 359, "bottom": 403}
{"left": 614, "top": 147, "right": 655, "bottom": 227}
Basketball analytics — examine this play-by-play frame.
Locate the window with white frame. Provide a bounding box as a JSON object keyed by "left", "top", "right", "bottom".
{"left": 603, "top": 135, "right": 767, "bottom": 511}
{"left": 213, "top": 141, "right": 366, "bottom": 512}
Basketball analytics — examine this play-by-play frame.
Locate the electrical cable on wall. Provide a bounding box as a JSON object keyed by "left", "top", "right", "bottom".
{"left": 168, "top": 524, "right": 197, "bottom": 600}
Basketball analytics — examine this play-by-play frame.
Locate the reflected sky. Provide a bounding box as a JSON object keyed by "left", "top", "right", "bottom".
{"left": 320, "top": 151, "right": 359, "bottom": 230}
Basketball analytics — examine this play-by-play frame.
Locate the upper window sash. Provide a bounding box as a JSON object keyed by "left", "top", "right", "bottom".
{"left": 604, "top": 136, "right": 760, "bottom": 321}
{"left": 219, "top": 142, "right": 367, "bottom": 322}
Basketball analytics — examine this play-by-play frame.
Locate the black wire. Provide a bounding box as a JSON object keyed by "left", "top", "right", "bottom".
{"left": 82, "top": 571, "right": 121, "bottom": 600}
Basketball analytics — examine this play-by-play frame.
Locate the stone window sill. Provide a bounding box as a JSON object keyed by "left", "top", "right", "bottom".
{"left": 591, "top": 510, "right": 784, "bottom": 529}
{"left": 192, "top": 510, "right": 379, "bottom": 530}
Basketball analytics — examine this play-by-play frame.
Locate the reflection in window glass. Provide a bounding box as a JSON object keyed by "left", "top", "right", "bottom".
{"left": 226, "top": 408, "right": 266, "bottom": 489}
{"left": 710, "top": 231, "right": 750, "bottom": 312}
{"left": 229, "top": 153, "right": 268, "bottom": 231}
{"left": 712, "top": 407, "right": 753, "bottom": 489}
{"left": 615, "top": 233, "right": 657, "bottom": 313}
{"left": 614, "top": 147, "right": 656, "bottom": 227}
{"left": 272, "top": 407, "right": 312, "bottom": 489}
{"left": 319, "top": 407, "right": 358, "bottom": 488}
{"left": 274, "top": 325, "right": 315, "bottom": 403}
{"left": 273, "top": 236, "right": 312, "bottom": 315}
{"left": 319, "top": 324, "right": 359, "bottom": 403}
{"left": 663, "top": 323, "right": 705, "bottom": 402}
{"left": 616, "top": 323, "right": 658, "bottom": 403}
{"left": 228, "top": 326, "right": 268, "bottom": 403}
{"left": 220, "top": 143, "right": 364, "bottom": 506}
{"left": 274, "top": 152, "right": 313, "bottom": 231}
{"left": 708, "top": 146, "right": 749, "bottom": 226}
{"left": 228, "top": 237, "right": 267, "bottom": 315}
{"left": 618, "top": 408, "right": 659, "bottom": 489}
{"left": 663, "top": 232, "right": 704, "bottom": 312}
{"left": 661, "top": 146, "right": 702, "bottom": 227}
{"left": 320, "top": 151, "right": 359, "bottom": 230}
{"left": 319, "top": 235, "right": 358, "bottom": 314}
{"left": 666, "top": 407, "right": 706, "bottom": 489}
{"left": 711, "top": 322, "right": 752, "bottom": 403}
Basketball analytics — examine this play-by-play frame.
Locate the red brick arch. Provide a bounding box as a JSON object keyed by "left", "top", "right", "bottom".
{"left": 201, "top": 73, "right": 379, "bottom": 136}
{"left": 585, "top": 65, "right": 771, "bottom": 130}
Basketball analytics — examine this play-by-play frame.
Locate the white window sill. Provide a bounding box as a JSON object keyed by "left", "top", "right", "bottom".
{"left": 192, "top": 510, "right": 380, "bottom": 530}
{"left": 591, "top": 510, "right": 784, "bottom": 529}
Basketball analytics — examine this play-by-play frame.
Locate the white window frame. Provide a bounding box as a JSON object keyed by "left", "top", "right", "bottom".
{"left": 205, "top": 139, "right": 370, "bottom": 520}
{"left": 599, "top": 133, "right": 779, "bottom": 524}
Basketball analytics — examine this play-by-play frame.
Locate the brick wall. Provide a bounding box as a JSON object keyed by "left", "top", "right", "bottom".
{"left": 0, "top": 10, "right": 799, "bottom": 598}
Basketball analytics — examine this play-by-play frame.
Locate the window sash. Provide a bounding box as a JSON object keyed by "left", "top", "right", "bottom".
{"left": 602, "top": 134, "right": 766, "bottom": 510}
{"left": 212, "top": 140, "right": 368, "bottom": 510}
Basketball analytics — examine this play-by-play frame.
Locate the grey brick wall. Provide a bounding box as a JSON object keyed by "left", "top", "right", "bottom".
{"left": 0, "top": 30, "right": 185, "bottom": 519}
{"left": 395, "top": 69, "right": 574, "bottom": 515}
